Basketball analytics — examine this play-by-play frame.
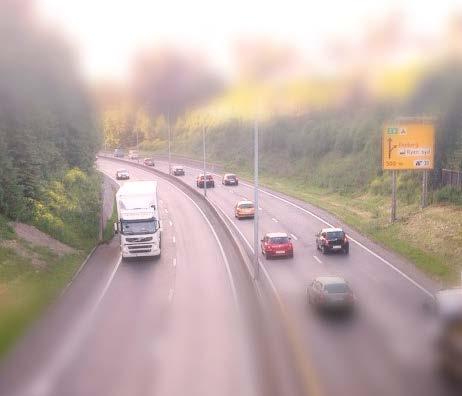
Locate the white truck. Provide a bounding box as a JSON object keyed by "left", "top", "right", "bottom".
{"left": 115, "top": 181, "right": 161, "bottom": 258}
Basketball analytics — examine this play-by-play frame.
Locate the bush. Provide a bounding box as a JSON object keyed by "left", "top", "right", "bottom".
{"left": 32, "top": 169, "right": 101, "bottom": 249}
{"left": 0, "top": 215, "right": 14, "bottom": 240}
{"left": 434, "top": 186, "right": 462, "bottom": 205}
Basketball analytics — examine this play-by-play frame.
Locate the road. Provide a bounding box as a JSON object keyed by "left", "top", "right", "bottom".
{"left": 0, "top": 159, "right": 271, "bottom": 396}
{"left": 120, "top": 155, "right": 460, "bottom": 396}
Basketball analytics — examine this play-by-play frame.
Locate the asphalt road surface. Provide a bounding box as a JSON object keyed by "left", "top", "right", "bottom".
{"left": 121, "top": 155, "right": 460, "bottom": 396}
{"left": 1, "top": 155, "right": 460, "bottom": 396}
{"left": 0, "top": 159, "right": 268, "bottom": 396}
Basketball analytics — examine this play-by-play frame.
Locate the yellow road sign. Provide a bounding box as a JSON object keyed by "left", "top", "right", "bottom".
{"left": 382, "top": 122, "right": 435, "bottom": 170}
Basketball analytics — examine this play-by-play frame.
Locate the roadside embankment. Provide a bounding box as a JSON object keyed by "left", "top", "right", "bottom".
{"left": 0, "top": 170, "right": 115, "bottom": 357}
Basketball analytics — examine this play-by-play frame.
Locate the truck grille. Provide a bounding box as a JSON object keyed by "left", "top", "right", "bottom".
{"left": 128, "top": 244, "right": 152, "bottom": 250}
{"left": 126, "top": 237, "right": 153, "bottom": 243}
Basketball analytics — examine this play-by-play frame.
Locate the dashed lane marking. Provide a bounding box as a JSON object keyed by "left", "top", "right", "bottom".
{"left": 313, "top": 255, "right": 322, "bottom": 264}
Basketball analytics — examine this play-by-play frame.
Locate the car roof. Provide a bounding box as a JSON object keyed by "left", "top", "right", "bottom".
{"left": 225, "top": 173, "right": 236, "bottom": 176}
{"left": 117, "top": 169, "right": 128, "bottom": 172}
{"left": 266, "top": 232, "right": 289, "bottom": 238}
{"left": 144, "top": 157, "right": 152, "bottom": 160}
{"left": 237, "top": 200, "right": 253, "bottom": 205}
{"left": 315, "top": 276, "right": 347, "bottom": 285}
{"left": 321, "top": 227, "right": 344, "bottom": 233}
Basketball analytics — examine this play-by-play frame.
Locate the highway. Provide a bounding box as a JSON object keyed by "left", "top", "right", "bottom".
{"left": 0, "top": 159, "right": 279, "bottom": 396}
{"left": 0, "top": 155, "right": 460, "bottom": 396}
{"left": 116, "top": 155, "right": 460, "bottom": 396}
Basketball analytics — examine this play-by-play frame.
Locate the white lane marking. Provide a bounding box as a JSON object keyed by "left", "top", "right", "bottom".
{"left": 169, "top": 220, "right": 173, "bottom": 227}
{"left": 239, "top": 184, "right": 433, "bottom": 296}
{"left": 290, "top": 233, "right": 298, "bottom": 241}
{"left": 152, "top": 158, "right": 434, "bottom": 297}
{"left": 168, "top": 288, "right": 175, "bottom": 302}
{"left": 271, "top": 217, "right": 278, "bottom": 223}
{"left": 313, "top": 255, "right": 322, "bottom": 264}
{"left": 172, "top": 236, "right": 176, "bottom": 244}
{"left": 21, "top": 255, "right": 123, "bottom": 396}
{"left": 159, "top": 199, "right": 163, "bottom": 204}
{"left": 258, "top": 207, "right": 262, "bottom": 211}
{"left": 173, "top": 258, "right": 177, "bottom": 267}
{"left": 164, "top": 208, "right": 169, "bottom": 214}
{"left": 193, "top": 200, "right": 324, "bottom": 396}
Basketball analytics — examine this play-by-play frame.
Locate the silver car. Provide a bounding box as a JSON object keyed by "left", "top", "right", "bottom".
{"left": 307, "top": 276, "right": 355, "bottom": 312}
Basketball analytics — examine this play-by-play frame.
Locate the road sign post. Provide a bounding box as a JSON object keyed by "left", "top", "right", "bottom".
{"left": 253, "top": 119, "right": 260, "bottom": 280}
{"left": 203, "top": 126, "right": 207, "bottom": 198}
{"left": 421, "top": 170, "right": 429, "bottom": 209}
{"left": 168, "top": 111, "right": 172, "bottom": 175}
{"left": 382, "top": 119, "right": 435, "bottom": 221}
{"left": 391, "top": 170, "right": 397, "bottom": 222}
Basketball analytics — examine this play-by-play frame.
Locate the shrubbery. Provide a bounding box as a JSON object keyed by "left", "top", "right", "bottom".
{"left": 32, "top": 169, "right": 101, "bottom": 249}
{"left": 434, "top": 186, "right": 462, "bottom": 205}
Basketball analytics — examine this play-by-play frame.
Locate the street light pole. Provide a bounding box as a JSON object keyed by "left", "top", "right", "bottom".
{"left": 253, "top": 119, "right": 259, "bottom": 279}
{"left": 203, "top": 126, "right": 207, "bottom": 198}
{"left": 167, "top": 111, "right": 172, "bottom": 175}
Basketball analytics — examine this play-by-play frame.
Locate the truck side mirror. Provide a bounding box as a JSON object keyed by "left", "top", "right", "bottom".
{"left": 114, "top": 222, "right": 118, "bottom": 234}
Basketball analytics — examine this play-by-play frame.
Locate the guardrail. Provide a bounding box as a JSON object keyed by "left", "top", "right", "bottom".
{"left": 442, "top": 169, "right": 462, "bottom": 189}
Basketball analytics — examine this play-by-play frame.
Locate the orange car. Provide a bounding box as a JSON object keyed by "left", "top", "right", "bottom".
{"left": 234, "top": 200, "right": 255, "bottom": 219}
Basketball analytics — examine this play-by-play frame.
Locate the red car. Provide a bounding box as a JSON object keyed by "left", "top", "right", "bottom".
{"left": 261, "top": 232, "right": 294, "bottom": 259}
{"left": 143, "top": 158, "right": 155, "bottom": 166}
{"left": 196, "top": 174, "right": 215, "bottom": 188}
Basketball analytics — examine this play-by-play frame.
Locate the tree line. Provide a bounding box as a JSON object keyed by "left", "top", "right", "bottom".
{"left": 0, "top": 2, "right": 100, "bottom": 220}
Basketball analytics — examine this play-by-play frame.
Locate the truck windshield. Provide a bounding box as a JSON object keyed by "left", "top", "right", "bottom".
{"left": 121, "top": 219, "right": 158, "bottom": 235}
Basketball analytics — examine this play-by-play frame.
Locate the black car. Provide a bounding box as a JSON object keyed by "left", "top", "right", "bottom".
{"left": 222, "top": 173, "right": 238, "bottom": 186}
{"left": 316, "top": 228, "right": 349, "bottom": 254}
{"left": 172, "top": 166, "right": 185, "bottom": 176}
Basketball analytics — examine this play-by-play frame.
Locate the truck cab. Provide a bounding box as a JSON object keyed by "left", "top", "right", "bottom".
{"left": 115, "top": 181, "right": 161, "bottom": 258}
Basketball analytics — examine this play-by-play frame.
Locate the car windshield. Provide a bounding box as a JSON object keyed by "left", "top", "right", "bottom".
{"left": 227, "top": 175, "right": 236, "bottom": 179}
{"left": 121, "top": 219, "right": 158, "bottom": 235}
{"left": 325, "top": 283, "right": 349, "bottom": 293}
{"left": 269, "top": 237, "right": 289, "bottom": 244}
{"left": 326, "top": 231, "right": 344, "bottom": 239}
{"left": 239, "top": 203, "right": 254, "bottom": 209}
{"left": 118, "top": 170, "right": 127, "bottom": 173}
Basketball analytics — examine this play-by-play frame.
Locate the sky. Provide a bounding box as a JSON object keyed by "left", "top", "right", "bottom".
{"left": 37, "top": 0, "right": 461, "bottom": 81}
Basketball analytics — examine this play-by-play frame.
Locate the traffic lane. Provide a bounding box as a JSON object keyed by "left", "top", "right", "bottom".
{"left": 50, "top": 211, "right": 176, "bottom": 396}
{"left": 146, "top": 159, "right": 437, "bottom": 345}
{"left": 194, "top": 184, "right": 449, "bottom": 395}
{"left": 135, "top": 159, "right": 436, "bottom": 343}
{"left": 195, "top": 173, "right": 433, "bottom": 319}
{"left": 155, "top": 158, "right": 437, "bottom": 292}
{"left": 116, "top": 158, "right": 448, "bottom": 394}
{"left": 95, "top": 159, "right": 255, "bottom": 396}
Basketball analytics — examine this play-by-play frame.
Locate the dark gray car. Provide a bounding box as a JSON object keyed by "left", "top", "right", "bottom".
{"left": 307, "top": 276, "right": 355, "bottom": 312}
